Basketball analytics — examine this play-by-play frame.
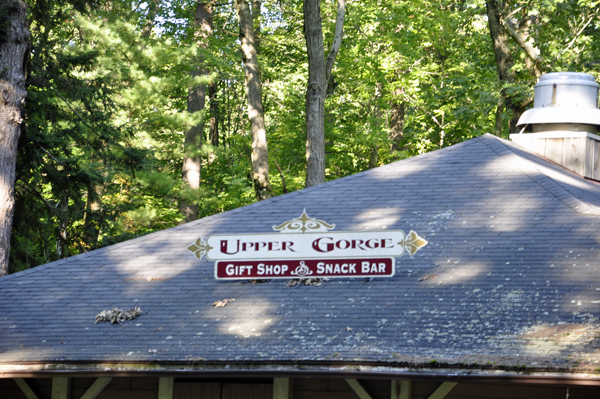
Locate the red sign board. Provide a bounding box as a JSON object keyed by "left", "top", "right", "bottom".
{"left": 215, "top": 258, "right": 395, "bottom": 280}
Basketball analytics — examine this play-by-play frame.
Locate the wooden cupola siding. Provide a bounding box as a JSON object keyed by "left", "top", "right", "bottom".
{"left": 1, "top": 377, "right": 600, "bottom": 399}
{"left": 511, "top": 72, "right": 600, "bottom": 180}
{"left": 511, "top": 132, "right": 600, "bottom": 180}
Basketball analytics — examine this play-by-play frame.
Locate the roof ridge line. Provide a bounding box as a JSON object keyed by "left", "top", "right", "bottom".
{"left": 481, "top": 134, "right": 600, "bottom": 217}
{"left": 176, "top": 136, "right": 488, "bottom": 224}
{"left": 179, "top": 141, "right": 485, "bottom": 224}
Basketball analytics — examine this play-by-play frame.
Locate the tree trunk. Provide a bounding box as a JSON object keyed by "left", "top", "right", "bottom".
{"left": 251, "top": 0, "right": 261, "bottom": 54}
{"left": 487, "top": 0, "right": 514, "bottom": 83}
{"left": 304, "top": 0, "right": 327, "bottom": 188}
{"left": 180, "top": 1, "right": 213, "bottom": 222}
{"left": 494, "top": 96, "right": 504, "bottom": 138}
{"left": 140, "top": 0, "right": 159, "bottom": 41}
{"left": 368, "top": 144, "right": 378, "bottom": 169}
{"left": 486, "top": 0, "right": 515, "bottom": 137}
{"left": 83, "top": 183, "right": 103, "bottom": 249}
{"left": 369, "top": 100, "right": 381, "bottom": 168}
{"left": 389, "top": 87, "right": 405, "bottom": 156}
{"left": 209, "top": 82, "right": 219, "bottom": 147}
{"left": 0, "top": 0, "right": 29, "bottom": 276}
{"left": 236, "top": 0, "right": 272, "bottom": 201}
{"left": 509, "top": 105, "right": 528, "bottom": 133}
{"left": 304, "top": 0, "right": 345, "bottom": 188}
{"left": 56, "top": 196, "right": 68, "bottom": 259}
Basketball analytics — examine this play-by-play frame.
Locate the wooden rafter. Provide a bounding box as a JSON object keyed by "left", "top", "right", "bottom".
{"left": 427, "top": 382, "right": 457, "bottom": 399}
{"left": 51, "top": 378, "right": 71, "bottom": 399}
{"left": 14, "top": 379, "right": 40, "bottom": 399}
{"left": 80, "top": 377, "right": 113, "bottom": 399}
{"left": 346, "top": 379, "right": 373, "bottom": 399}
{"left": 158, "top": 377, "right": 174, "bottom": 399}
{"left": 273, "top": 378, "right": 293, "bottom": 399}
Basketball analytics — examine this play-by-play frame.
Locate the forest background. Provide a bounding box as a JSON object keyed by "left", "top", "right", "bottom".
{"left": 4, "top": 0, "right": 600, "bottom": 273}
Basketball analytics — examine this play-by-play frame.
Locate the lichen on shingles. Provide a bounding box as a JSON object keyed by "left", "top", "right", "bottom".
{"left": 517, "top": 323, "right": 600, "bottom": 355}
{"left": 478, "top": 321, "right": 600, "bottom": 370}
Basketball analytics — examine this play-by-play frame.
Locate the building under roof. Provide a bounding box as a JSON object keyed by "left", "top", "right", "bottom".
{"left": 1, "top": 134, "right": 600, "bottom": 399}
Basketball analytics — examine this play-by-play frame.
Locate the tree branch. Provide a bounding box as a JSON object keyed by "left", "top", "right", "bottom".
{"left": 36, "top": 143, "right": 63, "bottom": 164}
{"left": 501, "top": 16, "right": 542, "bottom": 75}
{"left": 30, "top": 77, "right": 97, "bottom": 132}
{"left": 18, "top": 181, "right": 64, "bottom": 221}
{"left": 517, "top": 96, "right": 533, "bottom": 109}
{"left": 506, "top": 0, "right": 534, "bottom": 20}
{"left": 552, "top": 9, "right": 600, "bottom": 65}
{"left": 324, "top": 0, "right": 346, "bottom": 83}
{"left": 273, "top": 159, "right": 287, "bottom": 193}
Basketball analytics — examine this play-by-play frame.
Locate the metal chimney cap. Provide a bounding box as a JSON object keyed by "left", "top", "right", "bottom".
{"left": 516, "top": 107, "right": 600, "bottom": 127}
{"left": 537, "top": 72, "right": 599, "bottom": 88}
{"left": 516, "top": 72, "right": 600, "bottom": 128}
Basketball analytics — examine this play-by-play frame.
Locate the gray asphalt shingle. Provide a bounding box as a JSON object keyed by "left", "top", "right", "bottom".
{"left": 1, "top": 134, "right": 600, "bottom": 372}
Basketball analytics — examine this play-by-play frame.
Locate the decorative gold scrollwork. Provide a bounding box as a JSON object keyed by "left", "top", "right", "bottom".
{"left": 272, "top": 209, "right": 335, "bottom": 233}
{"left": 187, "top": 237, "right": 213, "bottom": 260}
{"left": 398, "top": 230, "right": 428, "bottom": 256}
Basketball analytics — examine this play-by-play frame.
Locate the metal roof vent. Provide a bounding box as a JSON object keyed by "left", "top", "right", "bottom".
{"left": 516, "top": 72, "right": 600, "bottom": 132}
{"left": 510, "top": 72, "right": 600, "bottom": 180}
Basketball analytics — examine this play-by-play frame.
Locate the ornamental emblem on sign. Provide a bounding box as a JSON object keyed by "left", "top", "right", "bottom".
{"left": 290, "top": 260, "right": 313, "bottom": 277}
{"left": 187, "top": 211, "right": 427, "bottom": 280}
{"left": 272, "top": 210, "right": 336, "bottom": 233}
{"left": 187, "top": 237, "right": 212, "bottom": 261}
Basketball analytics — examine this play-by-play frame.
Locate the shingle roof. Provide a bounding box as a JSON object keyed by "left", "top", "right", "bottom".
{"left": 2, "top": 134, "right": 600, "bottom": 374}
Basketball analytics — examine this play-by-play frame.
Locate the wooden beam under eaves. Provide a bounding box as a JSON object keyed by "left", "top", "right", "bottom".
{"left": 51, "top": 378, "right": 71, "bottom": 399}
{"left": 346, "top": 379, "right": 373, "bottom": 399}
{"left": 391, "top": 380, "right": 411, "bottom": 399}
{"left": 80, "top": 377, "right": 113, "bottom": 399}
{"left": 273, "top": 378, "right": 293, "bottom": 399}
{"left": 14, "top": 378, "right": 40, "bottom": 399}
{"left": 427, "top": 382, "right": 457, "bottom": 399}
{"left": 158, "top": 377, "right": 174, "bottom": 399}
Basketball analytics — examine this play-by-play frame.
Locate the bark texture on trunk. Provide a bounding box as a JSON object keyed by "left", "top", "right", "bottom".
{"left": 251, "top": 0, "right": 261, "bottom": 54}
{"left": 0, "top": 0, "right": 29, "bottom": 275}
{"left": 304, "top": 0, "right": 326, "bottom": 188}
{"left": 180, "top": 1, "right": 213, "bottom": 222}
{"left": 236, "top": 0, "right": 272, "bottom": 201}
{"left": 486, "top": 0, "right": 540, "bottom": 134}
{"left": 494, "top": 96, "right": 505, "bottom": 138}
{"left": 140, "top": 0, "right": 159, "bottom": 41}
{"left": 304, "top": 0, "right": 345, "bottom": 188}
{"left": 83, "top": 183, "right": 104, "bottom": 249}
{"left": 487, "top": 0, "right": 514, "bottom": 83}
{"left": 486, "top": 0, "right": 515, "bottom": 137}
{"left": 209, "top": 82, "right": 219, "bottom": 147}
{"left": 368, "top": 143, "right": 378, "bottom": 169}
{"left": 56, "top": 196, "right": 68, "bottom": 259}
{"left": 389, "top": 87, "right": 405, "bottom": 155}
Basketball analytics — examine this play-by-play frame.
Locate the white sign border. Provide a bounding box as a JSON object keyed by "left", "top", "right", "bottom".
{"left": 213, "top": 257, "right": 397, "bottom": 280}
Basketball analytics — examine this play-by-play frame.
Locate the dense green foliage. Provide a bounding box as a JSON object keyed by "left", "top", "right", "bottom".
{"left": 9, "top": 0, "right": 600, "bottom": 272}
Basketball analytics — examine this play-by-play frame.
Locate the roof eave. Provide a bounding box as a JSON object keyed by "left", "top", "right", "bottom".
{"left": 1, "top": 362, "right": 600, "bottom": 386}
